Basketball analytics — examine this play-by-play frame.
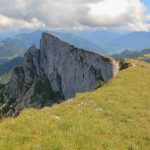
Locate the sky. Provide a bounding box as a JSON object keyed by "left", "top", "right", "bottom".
{"left": 0, "top": 0, "right": 150, "bottom": 33}
{"left": 143, "top": 0, "right": 150, "bottom": 12}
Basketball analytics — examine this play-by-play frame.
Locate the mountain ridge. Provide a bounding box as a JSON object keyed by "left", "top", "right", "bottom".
{"left": 109, "top": 31, "right": 150, "bottom": 53}
{"left": 0, "top": 30, "right": 104, "bottom": 59}
{"left": 0, "top": 32, "right": 119, "bottom": 116}
{"left": 112, "top": 49, "right": 150, "bottom": 63}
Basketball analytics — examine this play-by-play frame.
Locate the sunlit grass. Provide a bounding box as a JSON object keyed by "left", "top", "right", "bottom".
{"left": 0, "top": 61, "right": 150, "bottom": 150}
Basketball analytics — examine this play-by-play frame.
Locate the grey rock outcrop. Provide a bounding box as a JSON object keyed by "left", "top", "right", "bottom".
{"left": 0, "top": 33, "right": 119, "bottom": 116}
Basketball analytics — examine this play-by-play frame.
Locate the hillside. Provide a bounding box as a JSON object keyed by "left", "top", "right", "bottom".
{"left": 0, "top": 61, "right": 149, "bottom": 150}
{"left": 112, "top": 49, "right": 150, "bottom": 63}
{"left": 0, "top": 57, "right": 23, "bottom": 84}
{"left": 0, "top": 41, "right": 23, "bottom": 58}
{"left": 0, "top": 57, "right": 22, "bottom": 76}
{"left": 109, "top": 31, "right": 150, "bottom": 53}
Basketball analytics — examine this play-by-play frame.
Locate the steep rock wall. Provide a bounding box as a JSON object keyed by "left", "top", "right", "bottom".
{"left": 1, "top": 33, "right": 119, "bottom": 116}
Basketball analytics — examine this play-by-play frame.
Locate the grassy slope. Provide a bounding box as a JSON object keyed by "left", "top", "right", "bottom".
{"left": 0, "top": 61, "right": 150, "bottom": 150}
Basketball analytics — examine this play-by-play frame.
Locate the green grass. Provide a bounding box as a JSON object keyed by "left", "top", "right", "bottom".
{"left": 0, "top": 61, "right": 150, "bottom": 150}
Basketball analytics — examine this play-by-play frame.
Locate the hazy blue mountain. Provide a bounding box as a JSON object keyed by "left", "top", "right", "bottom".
{"left": 0, "top": 30, "right": 35, "bottom": 40}
{"left": 0, "top": 57, "right": 23, "bottom": 76}
{"left": 0, "top": 32, "right": 20, "bottom": 40}
{"left": 112, "top": 49, "right": 150, "bottom": 63}
{"left": 0, "top": 31, "right": 40, "bottom": 59}
{"left": 73, "top": 30, "right": 122, "bottom": 47}
{"left": 0, "top": 41, "right": 24, "bottom": 58}
{"left": 0, "top": 30, "right": 104, "bottom": 59}
{"left": 112, "top": 49, "right": 140, "bottom": 59}
{"left": 2, "top": 30, "right": 150, "bottom": 57}
{"left": 49, "top": 31, "right": 104, "bottom": 53}
{"left": 0, "top": 57, "right": 23, "bottom": 84}
{"left": 4, "top": 32, "right": 41, "bottom": 49}
{"left": 109, "top": 31, "right": 150, "bottom": 53}
{"left": 0, "top": 57, "right": 15, "bottom": 65}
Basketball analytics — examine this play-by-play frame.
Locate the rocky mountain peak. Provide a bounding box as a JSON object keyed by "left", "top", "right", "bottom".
{"left": 0, "top": 32, "right": 119, "bottom": 117}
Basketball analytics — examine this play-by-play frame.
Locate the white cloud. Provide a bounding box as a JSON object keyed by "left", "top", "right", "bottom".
{"left": 0, "top": 0, "right": 150, "bottom": 31}
{"left": 0, "top": 15, "right": 45, "bottom": 33}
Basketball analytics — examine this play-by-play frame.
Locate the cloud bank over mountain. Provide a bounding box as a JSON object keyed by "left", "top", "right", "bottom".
{"left": 0, "top": 0, "right": 150, "bottom": 32}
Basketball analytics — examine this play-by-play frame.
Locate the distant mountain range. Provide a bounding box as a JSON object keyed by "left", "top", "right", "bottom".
{"left": 1, "top": 30, "right": 150, "bottom": 59}
{"left": 0, "top": 57, "right": 23, "bottom": 84}
{"left": 108, "top": 32, "right": 150, "bottom": 53}
{"left": 112, "top": 49, "right": 150, "bottom": 63}
{"left": 72, "top": 30, "right": 122, "bottom": 47}
{"left": 0, "top": 57, "right": 23, "bottom": 76}
{"left": 0, "top": 30, "right": 104, "bottom": 59}
{"left": 74, "top": 30, "right": 150, "bottom": 54}
{"left": 72, "top": 31, "right": 150, "bottom": 54}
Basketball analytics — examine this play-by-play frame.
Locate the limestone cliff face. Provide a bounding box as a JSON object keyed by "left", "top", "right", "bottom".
{"left": 1, "top": 33, "right": 119, "bottom": 116}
